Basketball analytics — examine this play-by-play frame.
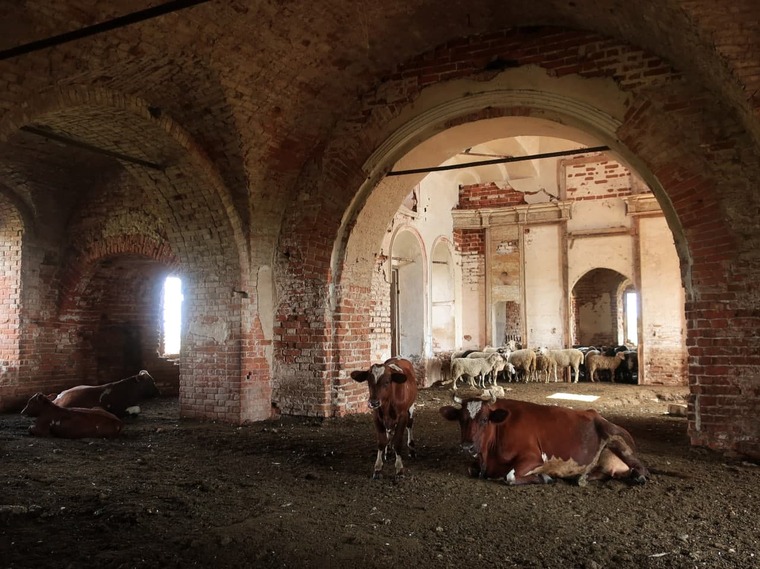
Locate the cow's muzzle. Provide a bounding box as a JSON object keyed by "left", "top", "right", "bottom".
{"left": 460, "top": 442, "right": 476, "bottom": 456}
{"left": 368, "top": 400, "right": 380, "bottom": 410}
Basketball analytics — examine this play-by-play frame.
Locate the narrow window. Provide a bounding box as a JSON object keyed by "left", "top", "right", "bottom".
{"left": 162, "top": 276, "right": 183, "bottom": 356}
{"left": 625, "top": 290, "right": 638, "bottom": 345}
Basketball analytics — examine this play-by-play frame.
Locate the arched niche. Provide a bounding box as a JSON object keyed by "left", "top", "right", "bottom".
{"left": 430, "top": 239, "right": 456, "bottom": 352}
{"left": 390, "top": 228, "right": 426, "bottom": 358}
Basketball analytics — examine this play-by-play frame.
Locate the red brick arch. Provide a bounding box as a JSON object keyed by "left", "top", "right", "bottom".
{"left": 0, "top": 85, "right": 248, "bottom": 276}
{"left": 276, "top": 27, "right": 759, "bottom": 457}
{"left": 0, "top": 87, "right": 259, "bottom": 422}
{"left": 57, "top": 235, "right": 179, "bottom": 316}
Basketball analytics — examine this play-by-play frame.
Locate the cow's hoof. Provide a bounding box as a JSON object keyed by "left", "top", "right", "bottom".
{"left": 467, "top": 465, "right": 481, "bottom": 478}
{"left": 372, "top": 471, "right": 383, "bottom": 480}
{"left": 408, "top": 448, "right": 417, "bottom": 459}
{"left": 631, "top": 474, "right": 647, "bottom": 485}
{"left": 576, "top": 474, "right": 588, "bottom": 487}
{"left": 540, "top": 474, "right": 555, "bottom": 485}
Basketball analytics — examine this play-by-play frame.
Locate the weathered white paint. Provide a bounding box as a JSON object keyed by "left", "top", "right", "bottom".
{"left": 638, "top": 216, "right": 687, "bottom": 384}
{"left": 256, "top": 265, "right": 275, "bottom": 341}
{"left": 523, "top": 224, "right": 564, "bottom": 348}
{"left": 568, "top": 234, "right": 634, "bottom": 290}
{"left": 431, "top": 240, "right": 456, "bottom": 351}
{"left": 392, "top": 229, "right": 425, "bottom": 357}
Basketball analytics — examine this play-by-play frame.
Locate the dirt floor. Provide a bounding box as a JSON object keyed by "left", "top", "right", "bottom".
{"left": 2, "top": 381, "right": 759, "bottom": 569}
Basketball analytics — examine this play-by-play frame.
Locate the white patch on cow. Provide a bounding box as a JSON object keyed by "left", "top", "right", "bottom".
{"left": 506, "top": 469, "right": 516, "bottom": 484}
{"left": 125, "top": 406, "right": 141, "bottom": 416}
{"left": 408, "top": 404, "right": 415, "bottom": 418}
{"left": 466, "top": 401, "right": 482, "bottom": 418}
{"left": 51, "top": 420, "right": 61, "bottom": 426}
{"left": 374, "top": 450, "right": 384, "bottom": 473}
{"left": 542, "top": 452, "right": 548, "bottom": 462}
{"left": 371, "top": 365, "right": 384, "bottom": 380}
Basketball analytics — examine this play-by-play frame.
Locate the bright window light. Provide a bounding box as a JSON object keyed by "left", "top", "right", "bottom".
{"left": 163, "top": 276, "right": 183, "bottom": 355}
{"left": 626, "top": 291, "right": 639, "bottom": 345}
{"left": 546, "top": 393, "right": 599, "bottom": 402}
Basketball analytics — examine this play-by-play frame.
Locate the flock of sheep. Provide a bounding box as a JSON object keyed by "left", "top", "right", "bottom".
{"left": 448, "top": 342, "right": 637, "bottom": 390}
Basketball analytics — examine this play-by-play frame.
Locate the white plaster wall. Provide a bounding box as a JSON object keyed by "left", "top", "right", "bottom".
{"left": 568, "top": 199, "right": 631, "bottom": 232}
{"left": 639, "top": 216, "right": 687, "bottom": 384}
{"left": 523, "top": 225, "right": 565, "bottom": 348}
{"left": 568, "top": 234, "right": 634, "bottom": 289}
{"left": 459, "top": 252, "right": 485, "bottom": 349}
{"left": 392, "top": 230, "right": 425, "bottom": 357}
{"left": 431, "top": 242, "right": 456, "bottom": 351}
{"left": 417, "top": 175, "right": 465, "bottom": 351}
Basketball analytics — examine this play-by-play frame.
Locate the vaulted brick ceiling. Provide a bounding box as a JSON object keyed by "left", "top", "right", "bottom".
{"left": 0, "top": 0, "right": 758, "bottom": 241}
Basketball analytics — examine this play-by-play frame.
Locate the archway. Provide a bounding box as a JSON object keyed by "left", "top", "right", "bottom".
{"left": 572, "top": 268, "right": 630, "bottom": 348}
{"left": 430, "top": 239, "right": 456, "bottom": 352}
{"left": 390, "top": 228, "right": 426, "bottom": 358}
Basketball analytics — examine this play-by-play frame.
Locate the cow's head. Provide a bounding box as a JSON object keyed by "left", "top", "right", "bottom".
{"left": 350, "top": 363, "right": 408, "bottom": 410}
{"left": 21, "top": 392, "right": 52, "bottom": 417}
{"left": 136, "top": 370, "right": 161, "bottom": 398}
{"left": 440, "top": 395, "right": 506, "bottom": 456}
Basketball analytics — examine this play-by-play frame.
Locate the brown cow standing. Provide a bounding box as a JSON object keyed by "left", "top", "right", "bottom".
{"left": 440, "top": 396, "right": 649, "bottom": 486}
{"left": 51, "top": 370, "right": 160, "bottom": 417}
{"left": 22, "top": 393, "right": 124, "bottom": 439}
{"left": 350, "top": 357, "right": 418, "bottom": 480}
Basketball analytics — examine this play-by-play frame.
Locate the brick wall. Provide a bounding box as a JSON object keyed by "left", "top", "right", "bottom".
{"left": 457, "top": 182, "right": 527, "bottom": 209}
{"left": 0, "top": 198, "right": 22, "bottom": 396}
{"left": 565, "top": 158, "right": 634, "bottom": 201}
{"left": 0, "top": 15, "right": 757, "bottom": 457}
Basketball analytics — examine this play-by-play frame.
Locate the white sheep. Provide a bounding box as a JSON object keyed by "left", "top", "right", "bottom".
{"left": 451, "top": 353, "right": 504, "bottom": 390}
{"left": 585, "top": 351, "right": 626, "bottom": 382}
{"left": 465, "top": 351, "right": 507, "bottom": 386}
{"left": 538, "top": 347, "right": 585, "bottom": 383}
{"left": 507, "top": 349, "right": 536, "bottom": 382}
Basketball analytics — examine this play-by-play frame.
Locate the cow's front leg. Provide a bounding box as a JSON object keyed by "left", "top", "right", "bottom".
{"left": 373, "top": 434, "right": 388, "bottom": 480}
{"left": 406, "top": 406, "right": 416, "bottom": 459}
{"left": 28, "top": 419, "right": 50, "bottom": 437}
{"left": 391, "top": 416, "right": 410, "bottom": 479}
{"left": 372, "top": 417, "right": 389, "bottom": 480}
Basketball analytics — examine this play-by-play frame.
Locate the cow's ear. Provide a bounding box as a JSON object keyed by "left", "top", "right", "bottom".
{"left": 439, "top": 406, "right": 461, "bottom": 421}
{"left": 489, "top": 409, "right": 509, "bottom": 424}
{"left": 350, "top": 371, "right": 369, "bottom": 383}
{"left": 390, "top": 372, "right": 408, "bottom": 384}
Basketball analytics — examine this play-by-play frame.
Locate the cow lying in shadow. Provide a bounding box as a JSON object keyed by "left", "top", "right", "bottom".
{"left": 50, "top": 370, "right": 160, "bottom": 418}
{"left": 22, "top": 393, "right": 123, "bottom": 439}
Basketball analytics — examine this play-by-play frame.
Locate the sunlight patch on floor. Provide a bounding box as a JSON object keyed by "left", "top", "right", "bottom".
{"left": 546, "top": 392, "right": 599, "bottom": 402}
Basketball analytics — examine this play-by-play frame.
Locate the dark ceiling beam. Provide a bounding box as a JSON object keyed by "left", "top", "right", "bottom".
{"left": 0, "top": 0, "right": 212, "bottom": 61}
{"left": 387, "top": 145, "right": 610, "bottom": 177}
{"left": 21, "top": 126, "right": 165, "bottom": 171}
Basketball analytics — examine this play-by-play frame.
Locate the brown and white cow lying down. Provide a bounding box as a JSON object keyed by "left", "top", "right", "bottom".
{"left": 22, "top": 393, "right": 124, "bottom": 439}
{"left": 440, "top": 396, "right": 649, "bottom": 486}
{"left": 351, "top": 357, "right": 418, "bottom": 480}
{"left": 51, "top": 370, "right": 160, "bottom": 417}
